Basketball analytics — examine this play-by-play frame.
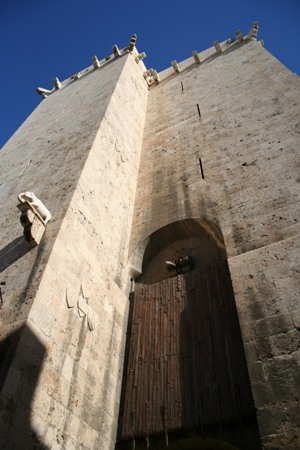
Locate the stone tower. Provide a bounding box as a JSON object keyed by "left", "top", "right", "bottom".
{"left": 0, "top": 23, "right": 299, "bottom": 450}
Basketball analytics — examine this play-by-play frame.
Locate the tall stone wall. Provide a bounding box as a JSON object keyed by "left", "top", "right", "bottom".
{"left": 0, "top": 52, "right": 148, "bottom": 448}
{"left": 130, "top": 40, "right": 300, "bottom": 448}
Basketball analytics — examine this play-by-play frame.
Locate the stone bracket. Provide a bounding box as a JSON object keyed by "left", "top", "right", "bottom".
{"left": 143, "top": 69, "right": 160, "bottom": 86}
{"left": 17, "top": 201, "right": 46, "bottom": 245}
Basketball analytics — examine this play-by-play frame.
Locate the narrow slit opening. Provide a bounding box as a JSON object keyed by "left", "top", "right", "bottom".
{"left": 197, "top": 104, "right": 201, "bottom": 117}
{"left": 199, "top": 158, "right": 205, "bottom": 179}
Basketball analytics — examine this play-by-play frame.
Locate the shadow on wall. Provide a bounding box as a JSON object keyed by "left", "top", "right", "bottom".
{"left": 179, "top": 263, "right": 256, "bottom": 427}
{"left": 179, "top": 265, "right": 262, "bottom": 449}
{"left": 0, "top": 236, "right": 34, "bottom": 274}
{"left": 0, "top": 324, "right": 49, "bottom": 448}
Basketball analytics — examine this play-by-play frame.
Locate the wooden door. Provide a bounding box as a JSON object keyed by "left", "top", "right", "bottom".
{"left": 118, "top": 261, "right": 255, "bottom": 441}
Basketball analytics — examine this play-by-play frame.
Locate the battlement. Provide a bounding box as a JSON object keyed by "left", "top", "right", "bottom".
{"left": 37, "top": 21, "right": 261, "bottom": 97}
{"left": 144, "top": 21, "right": 261, "bottom": 86}
{"left": 36, "top": 34, "right": 145, "bottom": 98}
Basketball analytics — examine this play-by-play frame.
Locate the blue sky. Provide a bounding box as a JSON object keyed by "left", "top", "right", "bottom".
{"left": 1, "top": 0, "right": 299, "bottom": 148}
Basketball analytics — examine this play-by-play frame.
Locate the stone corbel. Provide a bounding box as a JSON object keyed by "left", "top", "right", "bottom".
{"left": 127, "top": 34, "right": 137, "bottom": 52}
{"left": 150, "top": 69, "right": 160, "bottom": 83}
{"left": 213, "top": 40, "right": 222, "bottom": 54}
{"left": 192, "top": 50, "right": 201, "bottom": 64}
{"left": 171, "top": 60, "right": 181, "bottom": 73}
{"left": 112, "top": 44, "right": 121, "bottom": 57}
{"left": 247, "top": 21, "right": 259, "bottom": 40}
{"left": 92, "top": 55, "right": 100, "bottom": 69}
{"left": 71, "top": 72, "right": 81, "bottom": 80}
{"left": 143, "top": 69, "right": 160, "bottom": 86}
{"left": 53, "top": 77, "right": 62, "bottom": 90}
{"left": 17, "top": 192, "right": 51, "bottom": 245}
{"left": 235, "top": 30, "right": 244, "bottom": 42}
{"left": 36, "top": 87, "right": 52, "bottom": 99}
{"left": 135, "top": 52, "right": 146, "bottom": 64}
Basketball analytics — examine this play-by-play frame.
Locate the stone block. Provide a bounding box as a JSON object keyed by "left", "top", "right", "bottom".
{"left": 270, "top": 330, "right": 299, "bottom": 356}
{"left": 242, "top": 300, "right": 267, "bottom": 322}
{"left": 60, "top": 353, "right": 74, "bottom": 382}
{"left": 64, "top": 411, "right": 81, "bottom": 438}
{"left": 257, "top": 405, "right": 285, "bottom": 436}
{"left": 255, "top": 313, "right": 294, "bottom": 338}
{"left": 261, "top": 432, "right": 300, "bottom": 450}
{"left": 264, "top": 355, "right": 297, "bottom": 402}
{"left": 239, "top": 321, "right": 256, "bottom": 342}
{"left": 247, "top": 361, "right": 265, "bottom": 383}
{"left": 46, "top": 397, "right": 68, "bottom": 430}
{"left": 253, "top": 337, "right": 275, "bottom": 360}
{"left": 264, "top": 294, "right": 287, "bottom": 316}
{"left": 291, "top": 308, "right": 300, "bottom": 329}
{"left": 275, "top": 276, "right": 300, "bottom": 298}
{"left": 56, "top": 374, "right": 72, "bottom": 408}
{"left": 63, "top": 435, "right": 77, "bottom": 450}
{"left": 30, "top": 414, "right": 48, "bottom": 441}
{"left": 252, "top": 381, "right": 275, "bottom": 408}
{"left": 29, "top": 303, "right": 59, "bottom": 341}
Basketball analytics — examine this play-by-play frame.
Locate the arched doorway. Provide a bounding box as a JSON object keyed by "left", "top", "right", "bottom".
{"left": 117, "top": 219, "right": 261, "bottom": 449}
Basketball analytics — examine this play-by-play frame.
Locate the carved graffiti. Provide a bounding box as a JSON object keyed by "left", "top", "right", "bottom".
{"left": 65, "top": 282, "right": 97, "bottom": 331}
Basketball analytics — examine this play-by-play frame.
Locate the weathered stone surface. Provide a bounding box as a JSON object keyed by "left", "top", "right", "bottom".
{"left": 0, "top": 51, "right": 148, "bottom": 449}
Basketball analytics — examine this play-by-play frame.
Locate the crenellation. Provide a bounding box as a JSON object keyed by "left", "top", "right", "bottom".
{"left": 53, "top": 76, "right": 62, "bottom": 90}
{"left": 143, "top": 68, "right": 160, "bottom": 85}
{"left": 213, "top": 39, "right": 222, "bottom": 53}
{"left": 171, "top": 60, "right": 181, "bottom": 73}
{"left": 135, "top": 52, "right": 146, "bottom": 63}
{"left": 112, "top": 44, "right": 121, "bottom": 57}
{"left": 36, "top": 87, "right": 52, "bottom": 98}
{"left": 126, "top": 33, "right": 137, "bottom": 52}
{"left": 235, "top": 29, "right": 244, "bottom": 42}
{"left": 71, "top": 72, "right": 81, "bottom": 80}
{"left": 36, "top": 23, "right": 262, "bottom": 100}
{"left": 192, "top": 49, "right": 201, "bottom": 64}
{"left": 36, "top": 35, "right": 144, "bottom": 99}
{"left": 248, "top": 21, "right": 259, "bottom": 40}
{"left": 92, "top": 54, "right": 100, "bottom": 69}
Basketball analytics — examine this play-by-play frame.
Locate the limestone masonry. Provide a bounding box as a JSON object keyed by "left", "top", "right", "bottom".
{"left": 0, "top": 22, "right": 299, "bottom": 449}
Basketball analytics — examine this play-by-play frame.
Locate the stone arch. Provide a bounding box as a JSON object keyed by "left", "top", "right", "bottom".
{"left": 128, "top": 217, "right": 226, "bottom": 283}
